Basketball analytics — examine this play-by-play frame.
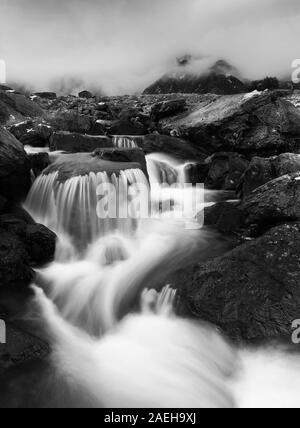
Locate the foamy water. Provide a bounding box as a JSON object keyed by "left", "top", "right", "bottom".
{"left": 25, "top": 153, "right": 300, "bottom": 408}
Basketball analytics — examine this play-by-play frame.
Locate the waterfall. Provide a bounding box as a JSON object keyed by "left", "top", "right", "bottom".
{"left": 112, "top": 136, "right": 139, "bottom": 149}
{"left": 146, "top": 153, "right": 192, "bottom": 185}
{"left": 25, "top": 168, "right": 149, "bottom": 249}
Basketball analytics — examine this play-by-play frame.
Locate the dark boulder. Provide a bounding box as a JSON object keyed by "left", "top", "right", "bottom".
{"left": 50, "top": 131, "right": 113, "bottom": 152}
{"left": 8, "top": 120, "right": 33, "bottom": 140}
{"left": 241, "top": 173, "right": 300, "bottom": 227}
{"left": 205, "top": 152, "right": 249, "bottom": 190}
{"left": 24, "top": 224, "right": 56, "bottom": 266}
{"left": 240, "top": 153, "right": 300, "bottom": 197}
{"left": 108, "top": 117, "right": 148, "bottom": 136}
{"left": 20, "top": 129, "right": 48, "bottom": 148}
{"left": 204, "top": 201, "right": 245, "bottom": 234}
{"left": 0, "top": 230, "right": 34, "bottom": 291}
{"left": 150, "top": 99, "right": 187, "bottom": 121}
{"left": 179, "top": 223, "right": 300, "bottom": 343}
{"left": 0, "top": 126, "right": 31, "bottom": 203}
{"left": 29, "top": 153, "right": 50, "bottom": 176}
{"left": 0, "top": 209, "right": 57, "bottom": 266}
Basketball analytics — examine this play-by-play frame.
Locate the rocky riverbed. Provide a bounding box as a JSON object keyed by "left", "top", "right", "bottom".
{"left": 1, "top": 84, "right": 300, "bottom": 384}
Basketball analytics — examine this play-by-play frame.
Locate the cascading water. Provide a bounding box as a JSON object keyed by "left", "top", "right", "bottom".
{"left": 23, "top": 152, "right": 300, "bottom": 408}
{"left": 112, "top": 136, "right": 139, "bottom": 149}
{"left": 25, "top": 168, "right": 149, "bottom": 249}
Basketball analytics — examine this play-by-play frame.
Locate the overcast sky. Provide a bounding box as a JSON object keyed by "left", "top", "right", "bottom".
{"left": 0, "top": 0, "right": 299, "bottom": 94}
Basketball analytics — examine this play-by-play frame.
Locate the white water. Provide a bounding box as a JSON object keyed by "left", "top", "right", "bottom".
{"left": 25, "top": 168, "right": 149, "bottom": 248}
{"left": 112, "top": 136, "right": 138, "bottom": 149}
{"left": 25, "top": 154, "right": 300, "bottom": 408}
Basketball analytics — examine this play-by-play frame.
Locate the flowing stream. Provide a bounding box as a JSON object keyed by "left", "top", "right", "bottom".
{"left": 21, "top": 153, "right": 300, "bottom": 408}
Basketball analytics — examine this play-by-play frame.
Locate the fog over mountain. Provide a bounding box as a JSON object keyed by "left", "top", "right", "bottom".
{"left": 0, "top": 0, "right": 299, "bottom": 95}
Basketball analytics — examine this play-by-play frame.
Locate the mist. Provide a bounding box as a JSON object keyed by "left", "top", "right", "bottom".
{"left": 0, "top": 0, "right": 300, "bottom": 95}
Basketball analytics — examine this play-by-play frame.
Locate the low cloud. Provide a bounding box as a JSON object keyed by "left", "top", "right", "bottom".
{"left": 0, "top": 0, "right": 299, "bottom": 95}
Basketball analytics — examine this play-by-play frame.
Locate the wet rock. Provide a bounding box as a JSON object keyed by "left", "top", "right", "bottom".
{"left": 0, "top": 126, "right": 31, "bottom": 203}
{"left": 50, "top": 131, "right": 113, "bottom": 152}
{"left": 0, "top": 320, "right": 49, "bottom": 375}
{"left": 0, "top": 209, "right": 57, "bottom": 266}
{"left": 44, "top": 153, "right": 143, "bottom": 182}
{"left": 24, "top": 224, "right": 56, "bottom": 266}
{"left": 20, "top": 129, "right": 48, "bottom": 148}
{"left": 240, "top": 153, "right": 300, "bottom": 197}
{"left": 93, "top": 148, "right": 149, "bottom": 179}
{"left": 185, "top": 162, "right": 209, "bottom": 185}
{"left": 8, "top": 120, "right": 33, "bottom": 140}
{"left": 150, "top": 99, "right": 187, "bottom": 121}
{"left": 204, "top": 201, "right": 245, "bottom": 234}
{"left": 205, "top": 152, "right": 249, "bottom": 190}
{"left": 241, "top": 173, "right": 300, "bottom": 226}
{"left": 108, "top": 117, "right": 148, "bottom": 136}
{"left": 29, "top": 153, "right": 50, "bottom": 176}
{"left": 0, "top": 230, "right": 34, "bottom": 291}
{"left": 179, "top": 223, "right": 300, "bottom": 343}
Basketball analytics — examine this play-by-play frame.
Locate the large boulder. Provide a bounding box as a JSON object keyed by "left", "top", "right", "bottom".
{"left": 0, "top": 90, "right": 43, "bottom": 125}
{"left": 160, "top": 91, "right": 300, "bottom": 156}
{"left": 179, "top": 223, "right": 300, "bottom": 342}
{"left": 50, "top": 131, "right": 113, "bottom": 152}
{"left": 0, "top": 126, "right": 31, "bottom": 203}
{"left": 0, "top": 230, "right": 34, "bottom": 290}
{"left": 241, "top": 173, "right": 300, "bottom": 227}
{"left": 240, "top": 153, "right": 300, "bottom": 197}
{"left": 205, "top": 152, "right": 249, "bottom": 190}
{"left": 0, "top": 208, "right": 57, "bottom": 267}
